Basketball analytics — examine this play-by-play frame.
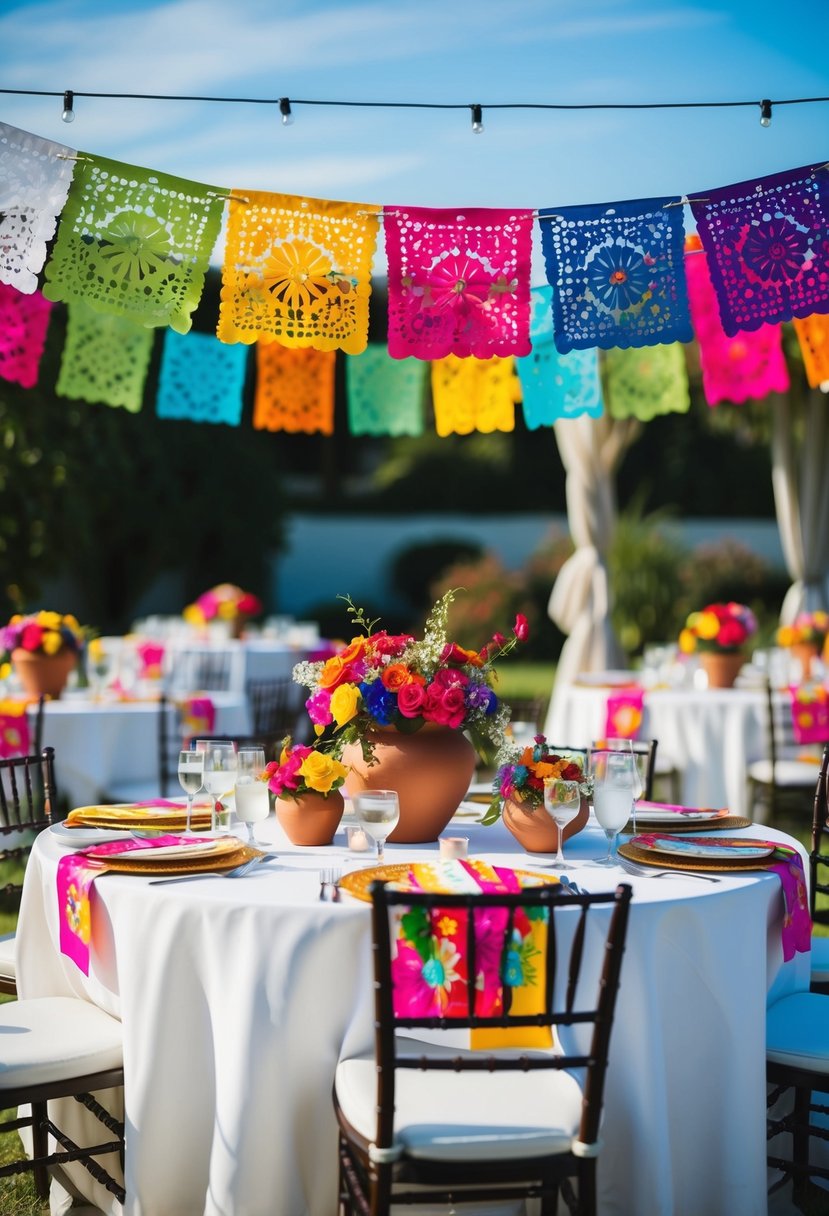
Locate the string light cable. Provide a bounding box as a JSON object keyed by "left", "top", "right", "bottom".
{"left": 0, "top": 87, "right": 828, "bottom": 129}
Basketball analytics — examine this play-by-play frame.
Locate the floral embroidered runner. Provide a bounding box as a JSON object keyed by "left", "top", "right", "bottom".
{"left": 389, "top": 859, "right": 553, "bottom": 1048}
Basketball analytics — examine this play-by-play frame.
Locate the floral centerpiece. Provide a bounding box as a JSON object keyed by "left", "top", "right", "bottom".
{"left": 264, "top": 738, "right": 349, "bottom": 847}
{"left": 183, "top": 583, "right": 262, "bottom": 634}
{"left": 482, "top": 736, "right": 590, "bottom": 826}
{"left": 293, "top": 590, "right": 528, "bottom": 758}
{"left": 678, "top": 602, "right": 758, "bottom": 655}
{"left": 292, "top": 590, "right": 529, "bottom": 843}
{"left": 678, "top": 601, "right": 757, "bottom": 689}
{"left": 776, "top": 611, "right": 829, "bottom": 650}
{"left": 1, "top": 610, "right": 86, "bottom": 699}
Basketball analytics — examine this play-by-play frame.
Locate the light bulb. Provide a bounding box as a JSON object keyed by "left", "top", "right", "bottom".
{"left": 760, "top": 99, "right": 772, "bottom": 127}
{"left": 471, "top": 104, "right": 484, "bottom": 135}
{"left": 279, "top": 97, "right": 293, "bottom": 127}
{"left": 61, "top": 89, "right": 75, "bottom": 123}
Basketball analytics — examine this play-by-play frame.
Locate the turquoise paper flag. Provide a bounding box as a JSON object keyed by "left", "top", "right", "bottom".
{"left": 156, "top": 330, "right": 248, "bottom": 425}
{"left": 345, "top": 345, "right": 426, "bottom": 435}
{"left": 516, "top": 286, "right": 603, "bottom": 426}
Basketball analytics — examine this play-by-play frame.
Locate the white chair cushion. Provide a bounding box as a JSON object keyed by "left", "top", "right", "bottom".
{"left": 767, "top": 992, "right": 829, "bottom": 1074}
{"left": 811, "top": 935, "right": 829, "bottom": 983}
{"left": 0, "top": 932, "right": 16, "bottom": 980}
{"left": 0, "top": 997, "right": 123, "bottom": 1090}
{"left": 747, "top": 758, "right": 821, "bottom": 788}
{"left": 335, "top": 1043, "right": 584, "bottom": 1163}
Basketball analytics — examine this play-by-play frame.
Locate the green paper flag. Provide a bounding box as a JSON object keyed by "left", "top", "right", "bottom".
{"left": 56, "top": 301, "right": 154, "bottom": 411}
{"left": 604, "top": 343, "right": 690, "bottom": 420}
{"left": 43, "top": 153, "right": 227, "bottom": 334}
{"left": 345, "top": 346, "right": 426, "bottom": 435}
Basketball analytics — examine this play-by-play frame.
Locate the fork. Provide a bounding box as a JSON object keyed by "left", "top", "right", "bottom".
{"left": 319, "top": 867, "right": 342, "bottom": 902}
{"left": 148, "top": 853, "right": 278, "bottom": 885}
{"left": 617, "top": 855, "right": 721, "bottom": 883}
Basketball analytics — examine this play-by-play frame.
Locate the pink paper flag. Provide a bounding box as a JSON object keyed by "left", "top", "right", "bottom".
{"left": 684, "top": 236, "right": 789, "bottom": 406}
{"left": 385, "top": 206, "right": 533, "bottom": 360}
{"left": 0, "top": 282, "right": 53, "bottom": 388}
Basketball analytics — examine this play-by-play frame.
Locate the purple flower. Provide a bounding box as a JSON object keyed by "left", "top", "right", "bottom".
{"left": 742, "top": 218, "right": 807, "bottom": 285}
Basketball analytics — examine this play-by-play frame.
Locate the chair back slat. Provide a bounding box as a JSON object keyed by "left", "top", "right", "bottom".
{"left": 0, "top": 747, "right": 57, "bottom": 900}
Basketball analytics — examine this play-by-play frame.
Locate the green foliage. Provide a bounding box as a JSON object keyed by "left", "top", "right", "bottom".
{"left": 609, "top": 507, "right": 686, "bottom": 655}
{"left": 390, "top": 537, "right": 483, "bottom": 615}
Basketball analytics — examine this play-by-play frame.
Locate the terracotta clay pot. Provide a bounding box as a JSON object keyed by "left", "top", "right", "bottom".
{"left": 12, "top": 648, "right": 77, "bottom": 700}
{"left": 275, "top": 790, "right": 344, "bottom": 846}
{"left": 342, "top": 727, "right": 477, "bottom": 844}
{"left": 501, "top": 794, "right": 591, "bottom": 854}
{"left": 699, "top": 650, "right": 745, "bottom": 690}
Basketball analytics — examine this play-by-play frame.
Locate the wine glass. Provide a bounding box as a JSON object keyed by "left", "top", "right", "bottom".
{"left": 234, "top": 746, "right": 269, "bottom": 846}
{"left": 590, "top": 748, "right": 637, "bottom": 866}
{"left": 601, "top": 738, "right": 646, "bottom": 832}
{"left": 195, "top": 740, "right": 238, "bottom": 835}
{"left": 177, "top": 748, "right": 204, "bottom": 835}
{"left": 352, "top": 789, "right": 400, "bottom": 864}
{"left": 542, "top": 778, "right": 582, "bottom": 870}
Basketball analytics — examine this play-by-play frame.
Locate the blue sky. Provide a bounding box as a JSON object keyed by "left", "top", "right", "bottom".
{"left": 1, "top": 0, "right": 828, "bottom": 272}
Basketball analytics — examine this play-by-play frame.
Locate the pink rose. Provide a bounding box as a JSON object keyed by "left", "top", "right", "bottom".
{"left": 430, "top": 667, "right": 468, "bottom": 692}
{"left": 423, "top": 683, "right": 467, "bottom": 729}
{"left": 397, "top": 682, "right": 427, "bottom": 718}
{"left": 513, "top": 614, "right": 529, "bottom": 642}
{"left": 306, "top": 689, "right": 333, "bottom": 726}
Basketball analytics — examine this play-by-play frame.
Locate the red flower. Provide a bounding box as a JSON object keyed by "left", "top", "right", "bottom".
{"left": 513, "top": 614, "right": 529, "bottom": 642}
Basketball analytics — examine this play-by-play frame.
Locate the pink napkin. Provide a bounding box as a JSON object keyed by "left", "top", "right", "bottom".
{"left": 57, "top": 835, "right": 197, "bottom": 974}
{"left": 788, "top": 683, "right": 829, "bottom": 745}
{"left": 603, "top": 685, "right": 644, "bottom": 739}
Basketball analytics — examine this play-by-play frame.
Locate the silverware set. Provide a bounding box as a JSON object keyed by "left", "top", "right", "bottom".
{"left": 617, "top": 855, "right": 721, "bottom": 883}
{"left": 148, "top": 852, "right": 279, "bottom": 885}
{"left": 319, "top": 867, "right": 342, "bottom": 901}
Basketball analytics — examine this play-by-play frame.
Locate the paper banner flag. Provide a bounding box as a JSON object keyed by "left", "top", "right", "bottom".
{"left": 431, "top": 355, "right": 520, "bottom": 436}
{"left": 789, "top": 683, "right": 829, "bottom": 745}
{"left": 218, "top": 191, "right": 380, "bottom": 355}
{"left": 344, "top": 346, "right": 426, "bottom": 436}
{"left": 684, "top": 235, "right": 789, "bottom": 405}
{"left": 0, "top": 283, "right": 53, "bottom": 388}
{"left": 793, "top": 314, "right": 829, "bottom": 388}
{"left": 156, "top": 329, "right": 247, "bottom": 425}
{"left": 690, "top": 161, "right": 829, "bottom": 336}
{"left": 516, "top": 285, "right": 603, "bottom": 425}
{"left": 42, "top": 153, "right": 226, "bottom": 334}
{"left": 604, "top": 342, "right": 690, "bottom": 420}
{"left": 603, "top": 687, "right": 644, "bottom": 740}
{"left": 385, "top": 206, "right": 533, "bottom": 360}
{"left": 56, "top": 301, "right": 154, "bottom": 411}
{"left": 0, "top": 121, "right": 76, "bottom": 294}
{"left": 253, "top": 343, "right": 336, "bottom": 433}
{"left": 539, "top": 195, "right": 692, "bottom": 353}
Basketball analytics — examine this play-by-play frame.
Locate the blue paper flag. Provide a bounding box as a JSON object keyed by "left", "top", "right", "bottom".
{"left": 516, "top": 286, "right": 603, "bottom": 426}
{"left": 156, "top": 330, "right": 248, "bottom": 425}
{"left": 538, "top": 196, "right": 693, "bottom": 353}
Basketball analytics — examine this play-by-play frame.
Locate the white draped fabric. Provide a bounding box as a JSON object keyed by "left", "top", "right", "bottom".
{"left": 548, "top": 415, "right": 639, "bottom": 709}
{"left": 771, "top": 388, "right": 829, "bottom": 622}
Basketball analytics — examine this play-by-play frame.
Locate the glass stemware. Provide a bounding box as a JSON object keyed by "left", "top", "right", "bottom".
{"left": 602, "top": 738, "right": 645, "bottom": 832}
{"left": 352, "top": 789, "right": 400, "bottom": 864}
{"left": 542, "top": 777, "right": 582, "bottom": 870}
{"left": 234, "top": 746, "right": 269, "bottom": 846}
{"left": 177, "top": 748, "right": 205, "bottom": 835}
{"left": 195, "top": 739, "right": 238, "bottom": 835}
{"left": 590, "top": 748, "right": 637, "bottom": 866}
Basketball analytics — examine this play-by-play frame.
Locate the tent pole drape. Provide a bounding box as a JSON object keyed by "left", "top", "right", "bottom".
{"left": 771, "top": 387, "right": 829, "bottom": 622}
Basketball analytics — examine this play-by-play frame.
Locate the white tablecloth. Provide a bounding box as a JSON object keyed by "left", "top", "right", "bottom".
{"left": 32, "top": 692, "right": 250, "bottom": 811}
{"left": 546, "top": 679, "right": 791, "bottom": 818}
{"left": 16, "top": 806, "right": 809, "bottom": 1216}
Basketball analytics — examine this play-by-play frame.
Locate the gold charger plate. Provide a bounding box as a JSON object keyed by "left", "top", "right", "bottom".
{"left": 90, "top": 839, "right": 256, "bottom": 875}
{"left": 339, "top": 863, "right": 559, "bottom": 903}
{"left": 618, "top": 840, "right": 774, "bottom": 874}
{"left": 625, "top": 813, "right": 751, "bottom": 834}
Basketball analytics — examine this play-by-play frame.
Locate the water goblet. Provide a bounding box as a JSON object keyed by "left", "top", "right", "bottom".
{"left": 352, "top": 789, "right": 400, "bottom": 864}
{"left": 590, "top": 748, "right": 637, "bottom": 866}
{"left": 195, "top": 739, "right": 238, "bottom": 835}
{"left": 234, "top": 746, "right": 269, "bottom": 846}
{"left": 542, "top": 778, "right": 582, "bottom": 870}
{"left": 601, "top": 738, "right": 646, "bottom": 832}
{"left": 177, "top": 748, "right": 204, "bottom": 835}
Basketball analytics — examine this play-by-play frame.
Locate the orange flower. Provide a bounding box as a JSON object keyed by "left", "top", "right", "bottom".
{"left": 381, "top": 663, "right": 414, "bottom": 692}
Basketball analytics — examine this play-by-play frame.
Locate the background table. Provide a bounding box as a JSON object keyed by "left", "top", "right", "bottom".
{"left": 546, "top": 678, "right": 785, "bottom": 818}
{"left": 31, "top": 691, "right": 250, "bottom": 811}
{"left": 16, "top": 806, "right": 808, "bottom": 1216}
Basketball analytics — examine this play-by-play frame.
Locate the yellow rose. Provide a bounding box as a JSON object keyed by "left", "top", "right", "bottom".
{"left": 330, "top": 683, "right": 360, "bottom": 728}
{"left": 298, "top": 751, "right": 348, "bottom": 795}
{"left": 776, "top": 625, "right": 796, "bottom": 648}
{"left": 217, "top": 600, "right": 236, "bottom": 621}
{"left": 88, "top": 638, "right": 103, "bottom": 661}
{"left": 694, "top": 611, "right": 720, "bottom": 641}
{"left": 41, "top": 629, "right": 63, "bottom": 655}
{"left": 678, "top": 628, "right": 697, "bottom": 654}
{"left": 183, "top": 604, "right": 204, "bottom": 625}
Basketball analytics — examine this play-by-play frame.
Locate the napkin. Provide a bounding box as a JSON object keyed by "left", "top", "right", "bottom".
{"left": 603, "top": 685, "right": 644, "bottom": 740}
{"left": 57, "top": 834, "right": 202, "bottom": 974}
{"left": 65, "top": 801, "right": 211, "bottom": 827}
{"left": 390, "top": 860, "right": 554, "bottom": 1048}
